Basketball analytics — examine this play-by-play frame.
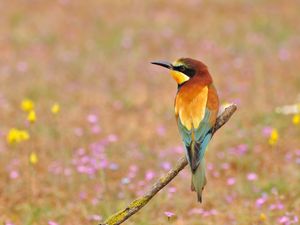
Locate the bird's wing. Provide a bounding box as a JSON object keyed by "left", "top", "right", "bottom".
{"left": 176, "top": 85, "right": 218, "bottom": 171}
{"left": 177, "top": 108, "right": 213, "bottom": 171}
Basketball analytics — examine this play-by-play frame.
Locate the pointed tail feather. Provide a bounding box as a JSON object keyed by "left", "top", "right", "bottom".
{"left": 191, "top": 158, "right": 206, "bottom": 203}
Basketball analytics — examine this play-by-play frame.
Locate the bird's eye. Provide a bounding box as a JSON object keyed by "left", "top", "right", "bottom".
{"left": 179, "top": 66, "right": 186, "bottom": 72}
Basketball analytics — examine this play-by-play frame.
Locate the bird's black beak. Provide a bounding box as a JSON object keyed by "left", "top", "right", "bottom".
{"left": 151, "top": 60, "right": 173, "bottom": 70}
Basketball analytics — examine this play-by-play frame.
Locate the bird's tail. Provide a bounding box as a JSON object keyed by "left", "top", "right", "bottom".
{"left": 191, "top": 158, "right": 206, "bottom": 203}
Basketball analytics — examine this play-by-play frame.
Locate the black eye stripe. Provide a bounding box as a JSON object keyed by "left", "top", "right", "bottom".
{"left": 174, "top": 65, "right": 185, "bottom": 72}
{"left": 179, "top": 66, "right": 185, "bottom": 72}
{"left": 174, "top": 65, "right": 196, "bottom": 77}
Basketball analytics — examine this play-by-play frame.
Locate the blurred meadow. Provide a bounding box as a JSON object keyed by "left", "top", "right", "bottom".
{"left": 1, "top": 0, "right": 300, "bottom": 224}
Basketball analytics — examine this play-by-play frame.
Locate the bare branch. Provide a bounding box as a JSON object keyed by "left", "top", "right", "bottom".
{"left": 100, "top": 104, "right": 237, "bottom": 225}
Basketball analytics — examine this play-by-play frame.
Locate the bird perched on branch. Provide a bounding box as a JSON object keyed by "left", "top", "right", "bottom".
{"left": 151, "top": 58, "right": 219, "bottom": 202}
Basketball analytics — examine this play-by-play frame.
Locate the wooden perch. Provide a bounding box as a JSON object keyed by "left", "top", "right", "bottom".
{"left": 100, "top": 104, "right": 237, "bottom": 225}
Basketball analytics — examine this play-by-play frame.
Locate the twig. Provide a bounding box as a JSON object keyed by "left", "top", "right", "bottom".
{"left": 100, "top": 104, "right": 237, "bottom": 225}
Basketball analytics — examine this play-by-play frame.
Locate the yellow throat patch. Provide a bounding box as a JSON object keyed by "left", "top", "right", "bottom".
{"left": 170, "top": 60, "right": 190, "bottom": 84}
{"left": 170, "top": 70, "right": 190, "bottom": 84}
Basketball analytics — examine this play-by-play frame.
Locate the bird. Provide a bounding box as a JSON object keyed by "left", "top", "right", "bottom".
{"left": 151, "top": 58, "right": 219, "bottom": 202}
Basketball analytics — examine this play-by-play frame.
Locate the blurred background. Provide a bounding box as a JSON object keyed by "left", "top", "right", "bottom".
{"left": 0, "top": 0, "right": 300, "bottom": 224}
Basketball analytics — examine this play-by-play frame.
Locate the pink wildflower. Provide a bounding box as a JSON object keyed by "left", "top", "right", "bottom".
{"left": 247, "top": 172, "right": 258, "bottom": 181}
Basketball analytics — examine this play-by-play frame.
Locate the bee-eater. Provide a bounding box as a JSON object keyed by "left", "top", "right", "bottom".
{"left": 151, "top": 58, "right": 219, "bottom": 202}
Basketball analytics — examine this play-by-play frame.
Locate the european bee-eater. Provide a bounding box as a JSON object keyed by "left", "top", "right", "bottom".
{"left": 151, "top": 58, "right": 219, "bottom": 202}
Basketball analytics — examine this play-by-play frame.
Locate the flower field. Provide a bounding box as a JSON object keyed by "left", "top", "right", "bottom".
{"left": 0, "top": 1, "right": 300, "bottom": 224}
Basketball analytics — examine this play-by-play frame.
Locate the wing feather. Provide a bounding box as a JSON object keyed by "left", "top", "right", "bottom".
{"left": 175, "top": 84, "right": 218, "bottom": 171}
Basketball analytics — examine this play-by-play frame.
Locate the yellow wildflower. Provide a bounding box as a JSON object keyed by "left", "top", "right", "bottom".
{"left": 51, "top": 103, "right": 60, "bottom": 115}
{"left": 27, "top": 110, "right": 36, "bottom": 123}
{"left": 7, "top": 128, "right": 30, "bottom": 144}
{"left": 259, "top": 213, "right": 267, "bottom": 222}
{"left": 29, "top": 152, "right": 38, "bottom": 165}
{"left": 21, "top": 99, "right": 35, "bottom": 112}
{"left": 268, "top": 129, "right": 279, "bottom": 146}
{"left": 19, "top": 130, "right": 29, "bottom": 140}
{"left": 292, "top": 114, "right": 300, "bottom": 125}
